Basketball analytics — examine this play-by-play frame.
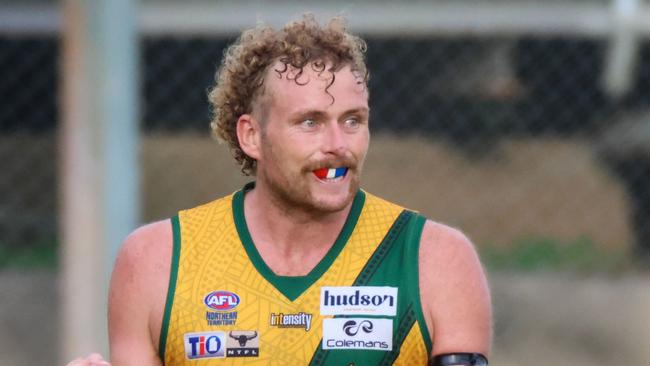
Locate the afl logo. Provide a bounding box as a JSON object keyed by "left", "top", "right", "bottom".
{"left": 204, "top": 291, "right": 240, "bottom": 311}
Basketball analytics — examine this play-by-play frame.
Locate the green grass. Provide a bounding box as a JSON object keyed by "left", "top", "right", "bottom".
{"left": 0, "top": 243, "right": 58, "bottom": 269}
{"left": 479, "top": 236, "right": 629, "bottom": 273}
{"left": 0, "top": 236, "right": 630, "bottom": 273}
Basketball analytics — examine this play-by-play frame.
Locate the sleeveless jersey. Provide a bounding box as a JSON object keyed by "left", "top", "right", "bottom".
{"left": 159, "top": 183, "right": 432, "bottom": 365}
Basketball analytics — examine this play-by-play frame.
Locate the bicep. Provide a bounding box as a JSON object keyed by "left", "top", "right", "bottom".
{"left": 108, "top": 229, "right": 165, "bottom": 366}
{"left": 419, "top": 221, "right": 492, "bottom": 356}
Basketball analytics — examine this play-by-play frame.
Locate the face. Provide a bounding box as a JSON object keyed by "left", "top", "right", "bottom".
{"left": 253, "top": 62, "right": 370, "bottom": 215}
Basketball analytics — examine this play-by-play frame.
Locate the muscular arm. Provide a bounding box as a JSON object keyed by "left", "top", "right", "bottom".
{"left": 108, "top": 220, "right": 172, "bottom": 366}
{"left": 419, "top": 221, "right": 492, "bottom": 357}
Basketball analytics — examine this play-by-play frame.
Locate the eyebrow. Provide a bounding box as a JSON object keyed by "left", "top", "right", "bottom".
{"left": 289, "top": 107, "right": 370, "bottom": 120}
{"left": 290, "top": 109, "right": 327, "bottom": 120}
{"left": 341, "top": 107, "right": 370, "bottom": 116}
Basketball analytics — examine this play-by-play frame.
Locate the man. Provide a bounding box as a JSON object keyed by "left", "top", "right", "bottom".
{"left": 69, "top": 14, "right": 491, "bottom": 366}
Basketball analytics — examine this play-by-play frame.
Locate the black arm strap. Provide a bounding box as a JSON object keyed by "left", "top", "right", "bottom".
{"left": 429, "top": 353, "right": 488, "bottom": 366}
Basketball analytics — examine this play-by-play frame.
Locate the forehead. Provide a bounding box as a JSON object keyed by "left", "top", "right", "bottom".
{"left": 262, "top": 60, "right": 369, "bottom": 115}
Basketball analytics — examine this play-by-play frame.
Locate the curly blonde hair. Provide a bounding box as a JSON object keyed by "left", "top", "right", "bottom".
{"left": 208, "top": 14, "right": 369, "bottom": 175}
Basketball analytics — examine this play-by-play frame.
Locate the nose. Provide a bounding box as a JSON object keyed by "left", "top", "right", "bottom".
{"left": 322, "top": 121, "right": 348, "bottom": 155}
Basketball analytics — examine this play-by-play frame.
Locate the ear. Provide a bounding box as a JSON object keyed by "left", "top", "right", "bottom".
{"left": 236, "top": 114, "right": 262, "bottom": 160}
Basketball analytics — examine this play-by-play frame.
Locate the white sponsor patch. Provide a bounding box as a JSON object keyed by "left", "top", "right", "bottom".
{"left": 184, "top": 331, "right": 226, "bottom": 359}
{"left": 322, "top": 318, "right": 393, "bottom": 351}
{"left": 320, "top": 286, "right": 398, "bottom": 316}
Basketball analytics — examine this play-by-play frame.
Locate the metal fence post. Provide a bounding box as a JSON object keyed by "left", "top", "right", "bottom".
{"left": 603, "top": 0, "right": 642, "bottom": 98}
{"left": 60, "top": 0, "right": 139, "bottom": 362}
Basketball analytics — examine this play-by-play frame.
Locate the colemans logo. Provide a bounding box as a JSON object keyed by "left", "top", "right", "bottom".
{"left": 204, "top": 291, "right": 240, "bottom": 311}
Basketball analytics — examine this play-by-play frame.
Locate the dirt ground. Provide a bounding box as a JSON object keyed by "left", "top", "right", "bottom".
{"left": 1, "top": 269, "right": 649, "bottom": 365}
{"left": 142, "top": 133, "right": 632, "bottom": 249}
{"left": 3, "top": 133, "right": 633, "bottom": 249}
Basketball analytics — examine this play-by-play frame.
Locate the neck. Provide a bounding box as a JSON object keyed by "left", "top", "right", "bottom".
{"left": 242, "top": 182, "right": 355, "bottom": 276}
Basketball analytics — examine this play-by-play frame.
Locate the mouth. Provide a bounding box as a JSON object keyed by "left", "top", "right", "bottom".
{"left": 313, "top": 167, "right": 348, "bottom": 182}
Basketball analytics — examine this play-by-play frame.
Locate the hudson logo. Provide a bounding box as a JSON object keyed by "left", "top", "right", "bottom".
{"left": 320, "top": 286, "right": 398, "bottom": 316}
{"left": 322, "top": 318, "right": 393, "bottom": 351}
{"left": 204, "top": 291, "right": 240, "bottom": 311}
{"left": 184, "top": 331, "right": 226, "bottom": 359}
{"left": 226, "top": 331, "right": 260, "bottom": 357}
{"left": 269, "top": 312, "right": 313, "bottom": 331}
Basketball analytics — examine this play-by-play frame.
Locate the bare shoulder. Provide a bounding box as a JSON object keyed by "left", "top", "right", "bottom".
{"left": 418, "top": 220, "right": 492, "bottom": 356}
{"left": 108, "top": 220, "right": 172, "bottom": 365}
{"left": 115, "top": 220, "right": 173, "bottom": 275}
{"left": 419, "top": 220, "right": 484, "bottom": 278}
{"left": 111, "top": 220, "right": 173, "bottom": 300}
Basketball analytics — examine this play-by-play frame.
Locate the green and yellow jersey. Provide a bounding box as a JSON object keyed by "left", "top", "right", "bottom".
{"left": 160, "top": 183, "right": 432, "bottom": 365}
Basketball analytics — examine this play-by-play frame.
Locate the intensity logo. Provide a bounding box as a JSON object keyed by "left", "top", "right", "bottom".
{"left": 269, "top": 312, "right": 313, "bottom": 331}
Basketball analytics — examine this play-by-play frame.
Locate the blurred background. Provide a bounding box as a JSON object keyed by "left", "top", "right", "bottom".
{"left": 1, "top": 0, "right": 650, "bottom": 365}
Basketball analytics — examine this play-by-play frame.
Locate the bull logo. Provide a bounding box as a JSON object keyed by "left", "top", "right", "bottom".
{"left": 229, "top": 331, "right": 258, "bottom": 347}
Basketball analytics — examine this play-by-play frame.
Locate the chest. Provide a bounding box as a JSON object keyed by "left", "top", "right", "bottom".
{"left": 159, "top": 194, "right": 431, "bottom": 365}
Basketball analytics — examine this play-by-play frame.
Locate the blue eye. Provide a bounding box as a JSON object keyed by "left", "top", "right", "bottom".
{"left": 302, "top": 119, "right": 316, "bottom": 127}
{"left": 344, "top": 118, "right": 360, "bottom": 128}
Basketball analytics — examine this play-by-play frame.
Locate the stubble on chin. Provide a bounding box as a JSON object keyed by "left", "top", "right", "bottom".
{"left": 263, "top": 168, "right": 360, "bottom": 217}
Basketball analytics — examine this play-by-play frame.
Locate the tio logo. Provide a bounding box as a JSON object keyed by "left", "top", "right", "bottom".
{"left": 204, "top": 291, "right": 240, "bottom": 311}
{"left": 184, "top": 331, "right": 226, "bottom": 359}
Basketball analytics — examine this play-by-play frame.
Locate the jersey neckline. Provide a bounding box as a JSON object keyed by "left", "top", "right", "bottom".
{"left": 232, "top": 181, "right": 366, "bottom": 301}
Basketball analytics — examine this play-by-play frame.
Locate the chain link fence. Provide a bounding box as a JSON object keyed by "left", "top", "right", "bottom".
{"left": 2, "top": 4, "right": 650, "bottom": 269}
{"left": 0, "top": 35, "right": 58, "bottom": 264}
